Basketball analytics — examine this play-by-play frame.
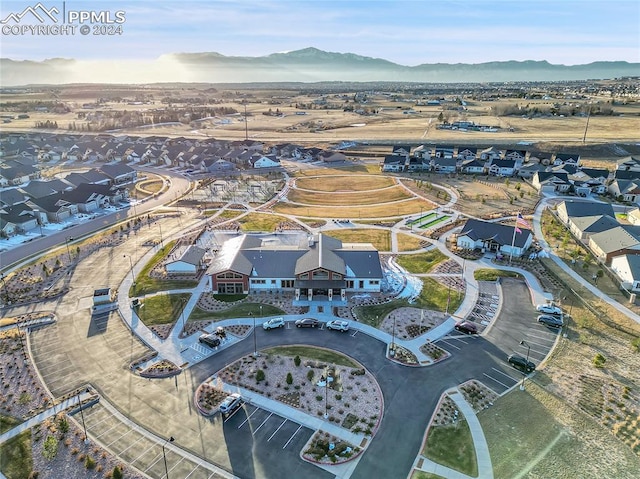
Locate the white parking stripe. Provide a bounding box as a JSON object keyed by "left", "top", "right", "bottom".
{"left": 118, "top": 435, "right": 146, "bottom": 455}
{"left": 522, "top": 338, "right": 553, "bottom": 349}
{"left": 267, "top": 419, "right": 287, "bottom": 441}
{"left": 95, "top": 421, "right": 124, "bottom": 439}
{"left": 438, "top": 339, "right": 460, "bottom": 350}
{"left": 516, "top": 345, "right": 547, "bottom": 357}
{"left": 482, "top": 372, "right": 510, "bottom": 389}
{"left": 131, "top": 444, "right": 157, "bottom": 465}
{"left": 183, "top": 464, "right": 201, "bottom": 479}
{"left": 237, "top": 408, "right": 259, "bottom": 428}
{"left": 351, "top": 330, "right": 358, "bottom": 337}
{"left": 283, "top": 425, "right": 303, "bottom": 449}
{"left": 167, "top": 457, "right": 185, "bottom": 477}
{"left": 253, "top": 412, "right": 273, "bottom": 434}
{"left": 490, "top": 367, "right": 520, "bottom": 383}
{"left": 526, "top": 332, "right": 557, "bottom": 342}
{"left": 107, "top": 428, "right": 134, "bottom": 447}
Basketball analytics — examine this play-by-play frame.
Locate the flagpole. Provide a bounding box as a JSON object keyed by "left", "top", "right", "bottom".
{"left": 509, "top": 213, "right": 519, "bottom": 262}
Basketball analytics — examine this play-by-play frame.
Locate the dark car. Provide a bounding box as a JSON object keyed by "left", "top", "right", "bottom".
{"left": 508, "top": 354, "right": 536, "bottom": 373}
{"left": 295, "top": 318, "right": 319, "bottom": 328}
{"left": 454, "top": 320, "right": 478, "bottom": 335}
{"left": 198, "top": 333, "right": 221, "bottom": 348}
{"left": 537, "top": 314, "right": 563, "bottom": 328}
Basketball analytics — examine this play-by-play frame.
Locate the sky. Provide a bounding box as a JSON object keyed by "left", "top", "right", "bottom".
{"left": 1, "top": 0, "right": 639, "bottom": 65}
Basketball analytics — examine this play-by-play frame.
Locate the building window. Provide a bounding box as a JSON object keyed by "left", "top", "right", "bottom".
{"left": 281, "top": 280, "right": 294, "bottom": 288}
{"left": 251, "top": 279, "right": 266, "bottom": 285}
{"left": 333, "top": 273, "right": 343, "bottom": 280}
{"left": 312, "top": 270, "right": 329, "bottom": 280}
{"left": 370, "top": 280, "right": 379, "bottom": 285}
{"left": 299, "top": 273, "right": 309, "bottom": 280}
{"left": 271, "top": 280, "right": 276, "bottom": 284}
{"left": 346, "top": 280, "right": 354, "bottom": 288}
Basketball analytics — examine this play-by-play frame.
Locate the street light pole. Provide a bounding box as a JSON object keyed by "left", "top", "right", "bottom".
{"left": 0, "top": 273, "right": 10, "bottom": 304}
{"left": 65, "top": 236, "right": 74, "bottom": 262}
{"left": 123, "top": 254, "right": 135, "bottom": 285}
{"left": 391, "top": 314, "right": 396, "bottom": 350}
{"left": 519, "top": 340, "right": 531, "bottom": 391}
{"left": 158, "top": 223, "right": 163, "bottom": 247}
{"left": 77, "top": 388, "right": 89, "bottom": 443}
{"left": 180, "top": 298, "right": 187, "bottom": 336}
{"left": 162, "top": 436, "right": 175, "bottom": 479}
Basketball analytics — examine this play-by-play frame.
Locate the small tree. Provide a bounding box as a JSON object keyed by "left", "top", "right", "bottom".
{"left": 256, "top": 369, "right": 265, "bottom": 382}
{"left": 307, "top": 370, "right": 315, "bottom": 382}
{"left": 294, "top": 355, "right": 301, "bottom": 367}
{"left": 112, "top": 466, "right": 123, "bottom": 479}
{"left": 43, "top": 435, "right": 58, "bottom": 460}
{"left": 286, "top": 372, "right": 293, "bottom": 385}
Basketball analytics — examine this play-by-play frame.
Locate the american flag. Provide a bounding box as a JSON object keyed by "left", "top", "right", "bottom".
{"left": 517, "top": 213, "right": 531, "bottom": 229}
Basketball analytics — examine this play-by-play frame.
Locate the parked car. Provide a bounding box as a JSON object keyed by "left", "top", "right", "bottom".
{"left": 198, "top": 333, "right": 221, "bottom": 348}
{"left": 218, "top": 393, "right": 242, "bottom": 414}
{"left": 454, "top": 320, "right": 478, "bottom": 335}
{"left": 536, "top": 304, "right": 562, "bottom": 315}
{"left": 295, "top": 318, "right": 319, "bottom": 328}
{"left": 508, "top": 354, "right": 536, "bottom": 373}
{"left": 326, "top": 320, "right": 350, "bottom": 332}
{"left": 537, "top": 314, "right": 563, "bottom": 328}
{"left": 262, "top": 317, "right": 285, "bottom": 330}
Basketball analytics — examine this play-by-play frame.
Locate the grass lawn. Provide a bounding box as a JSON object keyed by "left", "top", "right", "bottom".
{"left": 423, "top": 420, "right": 478, "bottom": 477}
{"left": 410, "top": 471, "right": 444, "bottom": 479}
{"left": 323, "top": 229, "right": 391, "bottom": 251}
{"left": 397, "top": 233, "right": 425, "bottom": 252}
{"left": 397, "top": 250, "right": 447, "bottom": 274}
{"left": 238, "top": 213, "right": 288, "bottom": 232}
{"left": 0, "top": 430, "right": 32, "bottom": 479}
{"left": 354, "top": 299, "right": 406, "bottom": 327}
{"left": 188, "top": 303, "right": 285, "bottom": 322}
{"left": 136, "top": 293, "right": 191, "bottom": 326}
{"left": 474, "top": 268, "right": 523, "bottom": 281}
{"left": 129, "top": 241, "right": 198, "bottom": 297}
{"left": 0, "top": 414, "right": 21, "bottom": 434}
{"left": 415, "top": 277, "right": 463, "bottom": 313}
{"left": 419, "top": 215, "right": 450, "bottom": 229}
{"left": 262, "top": 346, "right": 360, "bottom": 368}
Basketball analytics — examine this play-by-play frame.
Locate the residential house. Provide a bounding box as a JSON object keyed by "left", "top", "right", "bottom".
{"left": 626, "top": 208, "right": 640, "bottom": 226}
{"left": 0, "top": 188, "right": 28, "bottom": 207}
{"left": 488, "top": 158, "right": 517, "bottom": 177}
{"left": 503, "top": 149, "right": 527, "bottom": 166}
{"left": 568, "top": 215, "right": 620, "bottom": 241}
{"left": 479, "top": 146, "right": 503, "bottom": 161}
{"left": 432, "top": 156, "right": 457, "bottom": 174}
{"left": 250, "top": 154, "right": 281, "bottom": 169}
{"left": 457, "top": 147, "right": 477, "bottom": 161}
{"left": 29, "top": 192, "right": 77, "bottom": 222}
{"left": 20, "top": 179, "right": 73, "bottom": 199}
{"left": 456, "top": 218, "right": 533, "bottom": 258}
{"left": 556, "top": 200, "right": 615, "bottom": 224}
{"left": 610, "top": 255, "right": 640, "bottom": 292}
{"left": 588, "top": 225, "right": 640, "bottom": 264}
{"left": 532, "top": 171, "right": 570, "bottom": 193}
{"left": 553, "top": 152, "right": 581, "bottom": 166}
{"left": 616, "top": 156, "right": 640, "bottom": 173}
{"left": 517, "top": 162, "right": 548, "bottom": 179}
{"left": 460, "top": 159, "right": 485, "bottom": 174}
{"left": 391, "top": 145, "right": 411, "bottom": 159}
{"left": 608, "top": 179, "right": 640, "bottom": 203}
{"left": 412, "top": 145, "right": 432, "bottom": 161}
{"left": 64, "top": 169, "right": 112, "bottom": 187}
{"left": 99, "top": 163, "right": 137, "bottom": 185}
{"left": 406, "top": 156, "right": 431, "bottom": 172}
{"left": 434, "top": 146, "right": 454, "bottom": 159}
{"left": 0, "top": 203, "right": 38, "bottom": 234}
{"left": 0, "top": 160, "right": 40, "bottom": 186}
{"left": 319, "top": 152, "right": 347, "bottom": 164}
{"left": 382, "top": 155, "right": 406, "bottom": 172}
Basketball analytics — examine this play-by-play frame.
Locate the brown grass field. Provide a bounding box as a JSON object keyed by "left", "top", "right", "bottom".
{"left": 295, "top": 175, "right": 396, "bottom": 192}
{"left": 397, "top": 233, "right": 425, "bottom": 252}
{"left": 274, "top": 197, "right": 432, "bottom": 219}
{"left": 287, "top": 185, "right": 412, "bottom": 206}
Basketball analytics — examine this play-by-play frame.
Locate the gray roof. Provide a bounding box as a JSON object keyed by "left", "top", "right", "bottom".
{"left": 570, "top": 215, "right": 619, "bottom": 234}
{"left": 617, "top": 254, "right": 640, "bottom": 279}
{"left": 100, "top": 163, "right": 135, "bottom": 178}
{"left": 171, "top": 246, "right": 207, "bottom": 266}
{"left": 559, "top": 200, "right": 615, "bottom": 219}
{"left": 0, "top": 188, "right": 27, "bottom": 206}
{"left": 295, "top": 235, "right": 345, "bottom": 275}
{"left": 20, "top": 179, "right": 72, "bottom": 198}
{"left": 590, "top": 226, "right": 640, "bottom": 253}
{"left": 206, "top": 235, "right": 261, "bottom": 276}
{"left": 459, "top": 219, "right": 531, "bottom": 248}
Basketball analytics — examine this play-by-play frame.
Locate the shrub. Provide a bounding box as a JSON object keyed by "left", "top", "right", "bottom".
{"left": 85, "top": 456, "right": 96, "bottom": 470}
{"left": 286, "top": 372, "right": 293, "bottom": 385}
{"left": 593, "top": 353, "right": 607, "bottom": 368}
{"left": 255, "top": 369, "right": 265, "bottom": 382}
{"left": 316, "top": 395, "right": 323, "bottom": 401}
{"left": 112, "top": 466, "right": 124, "bottom": 479}
{"left": 42, "top": 435, "right": 58, "bottom": 460}
{"left": 294, "top": 355, "right": 301, "bottom": 367}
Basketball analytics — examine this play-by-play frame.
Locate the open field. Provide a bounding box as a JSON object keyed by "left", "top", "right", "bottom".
{"left": 136, "top": 292, "right": 192, "bottom": 326}
{"left": 397, "top": 233, "right": 426, "bottom": 252}
{"left": 237, "top": 212, "right": 289, "bottom": 232}
{"left": 396, "top": 250, "right": 447, "bottom": 274}
{"left": 423, "top": 419, "right": 477, "bottom": 477}
{"left": 274, "top": 197, "right": 433, "bottom": 219}
{"left": 287, "top": 185, "right": 412, "bottom": 206}
{"left": 295, "top": 175, "right": 396, "bottom": 192}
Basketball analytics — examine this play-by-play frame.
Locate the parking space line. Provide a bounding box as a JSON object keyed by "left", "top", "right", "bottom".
{"left": 39, "top": 363, "right": 75, "bottom": 375}
{"left": 131, "top": 443, "right": 157, "bottom": 465}
{"left": 482, "top": 372, "right": 510, "bottom": 390}
{"left": 106, "top": 428, "right": 134, "bottom": 447}
{"left": 143, "top": 453, "right": 163, "bottom": 473}
{"left": 526, "top": 332, "right": 558, "bottom": 342}
{"left": 95, "top": 422, "right": 124, "bottom": 440}
{"left": 450, "top": 336, "right": 469, "bottom": 344}
{"left": 183, "top": 464, "right": 201, "bottom": 479}
{"left": 521, "top": 338, "right": 552, "bottom": 349}
{"left": 222, "top": 406, "right": 243, "bottom": 422}
{"left": 438, "top": 339, "right": 460, "bottom": 350}
{"left": 167, "top": 456, "right": 185, "bottom": 476}
{"left": 490, "top": 367, "right": 520, "bottom": 383}
{"left": 351, "top": 330, "right": 358, "bottom": 337}
{"left": 85, "top": 414, "right": 112, "bottom": 430}
{"left": 267, "top": 419, "right": 287, "bottom": 442}
{"left": 118, "top": 435, "right": 146, "bottom": 455}
{"left": 253, "top": 412, "right": 273, "bottom": 434}
{"left": 237, "top": 408, "right": 259, "bottom": 428}
{"left": 516, "top": 345, "right": 547, "bottom": 357}
{"left": 283, "top": 425, "right": 303, "bottom": 449}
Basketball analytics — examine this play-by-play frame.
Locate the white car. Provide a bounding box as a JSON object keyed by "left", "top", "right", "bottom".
{"left": 536, "top": 304, "right": 562, "bottom": 315}
{"left": 262, "top": 317, "right": 285, "bottom": 330}
{"left": 218, "top": 393, "right": 242, "bottom": 414}
{"left": 326, "top": 320, "right": 350, "bottom": 332}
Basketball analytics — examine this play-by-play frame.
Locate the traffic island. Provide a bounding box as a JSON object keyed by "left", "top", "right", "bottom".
{"left": 302, "top": 430, "right": 362, "bottom": 465}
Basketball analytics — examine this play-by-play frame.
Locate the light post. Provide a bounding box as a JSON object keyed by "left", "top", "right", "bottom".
{"left": 391, "top": 314, "right": 396, "bottom": 351}
{"left": 324, "top": 375, "right": 329, "bottom": 419}
{"left": 162, "top": 436, "right": 175, "bottom": 479}
{"left": 123, "top": 254, "right": 135, "bottom": 285}
{"left": 33, "top": 210, "right": 43, "bottom": 236}
{"left": 446, "top": 284, "right": 452, "bottom": 314}
{"left": 158, "top": 223, "right": 163, "bottom": 247}
{"left": 65, "top": 236, "right": 74, "bottom": 262}
{"left": 519, "top": 340, "right": 531, "bottom": 391}
{"left": 0, "top": 272, "right": 10, "bottom": 304}
{"left": 179, "top": 297, "right": 187, "bottom": 335}
{"left": 76, "top": 388, "right": 90, "bottom": 443}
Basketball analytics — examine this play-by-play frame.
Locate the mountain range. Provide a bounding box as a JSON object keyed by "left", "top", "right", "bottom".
{"left": 1, "top": 47, "right": 638, "bottom": 86}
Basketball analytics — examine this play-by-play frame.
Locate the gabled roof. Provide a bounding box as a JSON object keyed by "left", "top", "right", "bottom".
{"left": 459, "top": 218, "right": 531, "bottom": 248}
{"left": 383, "top": 155, "right": 404, "bottom": 165}
{"left": 100, "top": 163, "right": 135, "bottom": 178}
{"left": 613, "top": 179, "right": 640, "bottom": 195}
{"left": 590, "top": 226, "right": 640, "bottom": 253}
{"left": 554, "top": 152, "right": 580, "bottom": 162}
{"left": 433, "top": 157, "right": 457, "bottom": 167}
{"left": 170, "top": 246, "right": 207, "bottom": 266}
{"left": 614, "top": 170, "right": 640, "bottom": 181}
{"left": 535, "top": 171, "right": 569, "bottom": 184}
{"left": 0, "top": 203, "right": 35, "bottom": 224}
{"left": 579, "top": 167, "right": 609, "bottom": 180}
{"left": 295, "top": 235, "right": 345, "bottom": 275}
{"left": 461, "top": 158, "right": 485, "bottom": 169}
{"left": 490, "top": 158, "right": 517, "bottom": 168}
{"left": 559, "top": 200, "right": 615, "bottom": 219}
{"left": 614, "top": 254, "right": 640, "bottom": 279}
{"left": 206, "top": 235, "right": 261, "bottom": 276}
{"left": 570, "top": 215, "right": 619, "bottom": 234}
{"left": 0, "top": 188, "right": 27, "bottom": 206}
{"left": 20, "top": 179, "right": 72, "bottom": 198}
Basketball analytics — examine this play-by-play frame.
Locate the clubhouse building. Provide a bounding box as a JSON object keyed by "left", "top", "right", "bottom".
{"left": 206, "top": 233, "right": 383, "bottom": 301}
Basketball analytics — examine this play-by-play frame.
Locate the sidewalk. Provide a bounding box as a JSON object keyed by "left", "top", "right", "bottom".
{"left": 413, "top": 387, "right": 493, "bottom": 479}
